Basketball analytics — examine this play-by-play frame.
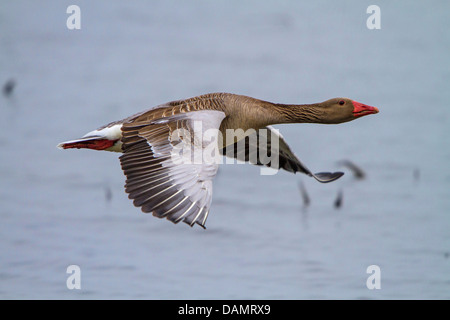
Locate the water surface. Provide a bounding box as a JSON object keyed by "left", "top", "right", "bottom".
{"left": 0, "top": 0, "right": 449, "bottom": 299}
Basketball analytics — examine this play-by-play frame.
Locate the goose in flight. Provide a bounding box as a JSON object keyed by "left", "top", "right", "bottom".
{"left": 58, "top": 93, "right": 378, "bottom": 228}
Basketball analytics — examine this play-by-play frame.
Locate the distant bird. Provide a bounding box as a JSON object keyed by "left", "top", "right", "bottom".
{"left": 338, "top": 159, "right": 366, "bottom": 179}
{"left": 334, "top": 189, "right": 343, "bottom": 209}
{"left": 297, "top": 180, "right": 311, "bottom": 208}
{"left": 104, "top": 185, "right": 112, "bottom": 203}
{"left": 413, "top": 168, "right": 420, "bottom": 182}
{"left": 58, "top": 93, "right": 378, "bottom": 228}
{"left": 2, "top": 79, "right": 16, "bottom": 97}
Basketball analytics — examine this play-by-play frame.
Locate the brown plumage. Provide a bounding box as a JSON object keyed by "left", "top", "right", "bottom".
{"left": 58, "top": 93, "right": 379, "bottom": 228}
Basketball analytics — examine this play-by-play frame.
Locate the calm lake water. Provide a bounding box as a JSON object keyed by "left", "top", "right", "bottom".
{"left": 0, "top": 0, "right": 449, "bottom": 299}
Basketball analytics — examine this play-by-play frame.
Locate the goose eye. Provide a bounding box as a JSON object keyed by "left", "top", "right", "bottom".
{"left": 339, "top": 100, "right": 345, "bottom": 105}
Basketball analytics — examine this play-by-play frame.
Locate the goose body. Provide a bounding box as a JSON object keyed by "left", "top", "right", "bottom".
{"left": 58, "top": 93, "right": 378, "bottom": 228}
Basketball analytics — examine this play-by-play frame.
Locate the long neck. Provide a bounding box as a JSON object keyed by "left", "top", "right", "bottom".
{"left": 269, "top": 103, "right": 325, "bottom": 124}
{"left": 221, "top": 94, "right": 325, "bottom": 129}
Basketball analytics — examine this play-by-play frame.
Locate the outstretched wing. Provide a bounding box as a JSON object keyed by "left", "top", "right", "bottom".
{"left": 120, "top": 110, "right": 226, "bottom": 228}
{"left": 221, "top": 126, "right": 343, "bottom": 183}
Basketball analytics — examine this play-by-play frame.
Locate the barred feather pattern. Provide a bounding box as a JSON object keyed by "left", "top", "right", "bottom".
{"left": 119, "top": 109, "right": 226, "bottom": 228}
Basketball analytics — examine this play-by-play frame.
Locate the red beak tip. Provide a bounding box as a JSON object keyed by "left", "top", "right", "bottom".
{"left": 352, "top": 101, "right": 379, "bottom": 117}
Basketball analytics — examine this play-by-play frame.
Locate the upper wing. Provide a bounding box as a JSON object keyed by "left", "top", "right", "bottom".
{"left": 221, "top": 126, "right": 343, "bottom": 183}
{"left": 119, "top": 109, "right": 226, "bottom": 228}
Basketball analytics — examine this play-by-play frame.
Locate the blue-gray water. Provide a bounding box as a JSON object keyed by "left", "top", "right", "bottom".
{"left": 1, "top": 0, "right": 449, "bottom": 299}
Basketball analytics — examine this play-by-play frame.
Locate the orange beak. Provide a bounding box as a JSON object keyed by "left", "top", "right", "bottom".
{"left": 352, "top": 101, "right": 379, "bottom": 118}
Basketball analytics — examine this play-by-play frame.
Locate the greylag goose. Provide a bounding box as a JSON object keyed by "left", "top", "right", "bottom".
{"left": 57, "top": 93, "right": 378, "bottom": 228}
